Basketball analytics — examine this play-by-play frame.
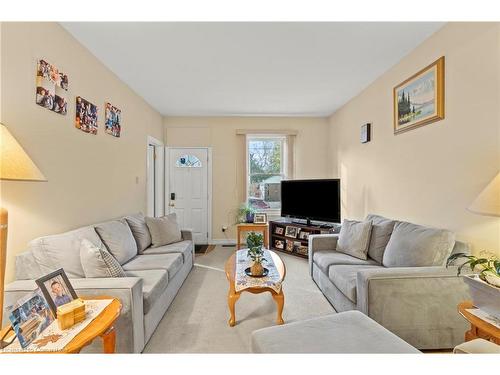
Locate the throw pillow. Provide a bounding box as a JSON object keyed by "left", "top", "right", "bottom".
{"left": 383, "top": 221, "right": 456, "bottom": 267}
{"left": 80, "top": 239, "right": 126, "bottom": 278}
{"left": 336, "top": 219, "right": 373, "bottom": 260}
{"left": 145, "top": 213, "right": 182, "bottom": 248}
{"left": 95, "top": 219, "right": 138, "bottom": 265}
{"left": 125, "top": 213, "right": 152, "bottom": 253}
{"left": 365, "top": 214, "right": 396, "bottom": 264}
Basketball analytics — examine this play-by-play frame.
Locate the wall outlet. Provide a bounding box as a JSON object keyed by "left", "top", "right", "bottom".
{"left": 222, "top": 226, "right": 228, "bottom": 232}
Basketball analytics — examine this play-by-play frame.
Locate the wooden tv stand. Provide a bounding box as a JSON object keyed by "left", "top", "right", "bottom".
{"left": 268, "top": 219, "right": 339, "bottom": 259}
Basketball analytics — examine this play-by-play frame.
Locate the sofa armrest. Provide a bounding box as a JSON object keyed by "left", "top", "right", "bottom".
{"left": 308, "top": 234, "right": 339, "bottom": 275}
{"left": 356, "top": 266, "right": 470, "bottom": 347}
{"left": 3, "top": 277, "right": 145, "bottom": 353}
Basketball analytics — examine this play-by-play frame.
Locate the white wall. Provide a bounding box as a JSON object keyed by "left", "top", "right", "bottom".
{"left": 0, "top": 23, "right": 164, "bottom": 282}
{"left": 164, "top": 116, "right": 330, "bottom": 241}
{"left": 328, "top": 22, "right": 500, "bottom": 256}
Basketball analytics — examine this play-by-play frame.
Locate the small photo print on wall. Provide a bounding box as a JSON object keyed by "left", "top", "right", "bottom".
{"left": 76, "top": 96, "right": 98, "bottom": 135}
{"left": 35, "top": 59, "right": 68, "bottom": 115}
{"left": 36, "top": 80, "right": 55, "bottom": 110}
{"left": 105, "top": 103, "right": 121, "bottom": 137}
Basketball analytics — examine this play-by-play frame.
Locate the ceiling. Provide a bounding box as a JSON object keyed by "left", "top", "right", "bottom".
{"left": 61, "top": 22, "right": 444, "bottom": 117}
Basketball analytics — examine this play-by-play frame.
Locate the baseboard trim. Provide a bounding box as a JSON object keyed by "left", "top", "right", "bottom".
{"left": 210, "top": 239, "right": 236, "bottom": 246}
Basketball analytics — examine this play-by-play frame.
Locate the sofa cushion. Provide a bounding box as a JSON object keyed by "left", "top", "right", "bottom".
{"left": 383, "top": 221, "right": 455, "bottom": 267}
{"left": 336, "top": 219, "right": 373, "bottom": 260}
{"left": 125, "top": 269, "right": 169, "bottom": 315}
{"left": 30, "top": 226, "right": 102, "bottom": 278}
{"left": 365, "top": 214, "right": 396, "bottom": 264}
{"left": 313, "top": 251, "right": 378, "bottom": 275}
{"left": 145, "top": 213, "right": 182, "bottom": 248}
{"left": 328, "top": 265, "right": 383, "bottom": 302}
{"left": 80, "top": 239, "right": 126, "bottom": 278}
{"left": 141, "top": 240, "right": 193, "bottom": 262}
{"left": 122, "top": 253, "right": 184, "bottom": 280}
{"left": 95, "top": 219, "right": 138, "bottom": 265}
{"left": 125, "top": 213, "right": 152, "bottom": 253}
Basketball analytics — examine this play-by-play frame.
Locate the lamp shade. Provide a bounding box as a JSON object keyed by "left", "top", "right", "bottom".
{"left": 468, "top": 172, "right": 500, "bottom": 217}
{"left": 0, "top": 123, "right": 46, "bottom": 181}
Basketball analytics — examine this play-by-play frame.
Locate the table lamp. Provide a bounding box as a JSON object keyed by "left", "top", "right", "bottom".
{"left": 0, "top": 122, "right": 46, "bottom": 328}
{"left": 468, "top": 172, "right": 500, "bottom": 217}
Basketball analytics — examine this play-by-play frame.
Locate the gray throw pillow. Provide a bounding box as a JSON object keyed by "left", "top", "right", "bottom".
{"left": 125, "top": 213, "right": 152, "bottom": 253}
{"left": 145, "top": 213, "right": 182, "bottom": 248}
{"left": 365, "top": 214, "right": 395, "bottom": 264}
{"left": 80, "top": 239, "right": 126, "bottom": 278}
{"left": 95, "top": 219, "right": 138, "bottom": 265}
{"left": 336, "top": 219, "right": 373, "bottom": 260}
{"left": 383, "top": 221, "right": 456, "bottom": 267}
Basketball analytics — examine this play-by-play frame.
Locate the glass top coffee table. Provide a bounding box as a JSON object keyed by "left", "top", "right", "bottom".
{"left": 224, "top": 249, "right": 286, "bottom": 327}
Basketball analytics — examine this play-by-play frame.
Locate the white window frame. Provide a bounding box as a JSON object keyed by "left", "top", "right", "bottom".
{"left": 246, "top": 134, "right": 288, "bottom": 214}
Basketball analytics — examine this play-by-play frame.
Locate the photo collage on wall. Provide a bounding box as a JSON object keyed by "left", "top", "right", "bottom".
{"left": 35, "top": 58, "right": 123, "bottom": 137}
{"left": 36, "top": 59, "right": 68, "bottom": 115}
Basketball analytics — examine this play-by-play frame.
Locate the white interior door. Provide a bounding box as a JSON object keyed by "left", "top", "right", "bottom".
{"left": 167, "top": 148, "right": 209, "bottom": 244}
{"left": 146, "top": 145, "right": 155, "bottom": 216}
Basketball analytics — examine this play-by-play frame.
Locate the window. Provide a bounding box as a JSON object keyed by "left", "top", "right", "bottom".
{"left": 176, "top": 154, "right": 202, "bottom": 168}
{"left": 247, "top": 136, "right": 287, "bottom": 211}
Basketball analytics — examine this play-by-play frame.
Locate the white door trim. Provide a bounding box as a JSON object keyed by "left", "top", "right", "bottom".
{"left": 165, "top": 147, "right": 213, "bottom": 245}
{"left": 147, "top": 136, "right": 165, "bottom": 217}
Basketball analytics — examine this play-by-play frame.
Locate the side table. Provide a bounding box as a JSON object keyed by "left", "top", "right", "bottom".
{"left": 236, "top": 223, "right": 269, "bottom": 249}
{"left": 0, "top": 296, "right": 121, "bottom": 353}
{"left": 457, "top": 301, "right": 500, "bottom": 345}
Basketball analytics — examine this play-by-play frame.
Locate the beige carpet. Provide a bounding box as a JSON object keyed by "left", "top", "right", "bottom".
{"left": 143, "top": 246, "right": 335, "bottom": 353}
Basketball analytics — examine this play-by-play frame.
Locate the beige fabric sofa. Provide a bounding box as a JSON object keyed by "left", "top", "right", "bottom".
{"left": 309, "top": 214, "right": 471, "bottom": 350}
{"left": 2, "top": 214, "right": 194, "bottom": 353}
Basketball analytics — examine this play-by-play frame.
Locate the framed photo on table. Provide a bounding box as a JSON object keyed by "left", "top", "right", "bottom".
{"left": 285, "top": 226, "right": 298, "bottom": 238}
{"left": 36, "top": 268, "right": 78, "bottom": 315}
{"left": 253, "top": 213, "right": 267, "bottom": 224}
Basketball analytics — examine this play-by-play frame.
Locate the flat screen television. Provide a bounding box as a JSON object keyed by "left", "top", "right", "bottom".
{"left": 281, "top": 179, "right": 340, "bottom": 224}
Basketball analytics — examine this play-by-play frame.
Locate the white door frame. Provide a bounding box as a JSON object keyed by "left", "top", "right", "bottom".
{"left": 147, "top": 136, "right": 165, "bottom": 217}
{"left": 165, "top": 147, "right": 213, "bottom": 244}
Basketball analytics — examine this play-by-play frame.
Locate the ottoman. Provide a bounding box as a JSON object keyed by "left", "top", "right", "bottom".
{"left": 251, "top": 311, "right": 420, "bottom": 353}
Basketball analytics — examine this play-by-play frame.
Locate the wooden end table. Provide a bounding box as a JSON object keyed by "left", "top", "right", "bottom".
{"left": 236, "top": 223, "right": 269, "bottom": 249}
{"left": 458, "top": 301, "right": 500, "bottom": 345}
{"left": 224, "top": 249, "right": 285, "bottom": 327}
{"left": 0, "top": 296, "right": 121, "bottom": 353}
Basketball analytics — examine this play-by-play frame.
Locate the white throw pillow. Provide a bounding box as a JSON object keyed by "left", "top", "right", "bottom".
{"left": 80, "top": 239, "right": 126, "bottom": 278}
{"left": 336, "top": 219, "right": 373, "bottom": 260}
{"left": 145, "top": 213, "right": 182, "bottom": 247}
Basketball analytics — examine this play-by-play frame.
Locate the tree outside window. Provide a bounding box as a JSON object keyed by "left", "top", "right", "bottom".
{"left": 247, "top": 136, "right": 286, "bottom": 210}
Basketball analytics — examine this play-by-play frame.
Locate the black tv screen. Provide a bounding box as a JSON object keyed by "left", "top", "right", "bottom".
{"left": 281, "top": 179, "right": 340, "bottom": 223}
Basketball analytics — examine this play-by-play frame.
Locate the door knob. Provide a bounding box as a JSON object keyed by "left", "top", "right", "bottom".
{"left": 169, "top": 203, "right": 175, "bottom": 207}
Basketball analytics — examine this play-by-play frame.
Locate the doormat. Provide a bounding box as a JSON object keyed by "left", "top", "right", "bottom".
{"left": 195, "top": 245, "right": 216, "bottom": 255}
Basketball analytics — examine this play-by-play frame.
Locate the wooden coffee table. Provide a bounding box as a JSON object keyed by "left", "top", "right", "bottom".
{"left": 224, "top": 249, "right": 286, "bottom": 327}
{"left": 0, "top": 296, "right": 121, "bottom": 353}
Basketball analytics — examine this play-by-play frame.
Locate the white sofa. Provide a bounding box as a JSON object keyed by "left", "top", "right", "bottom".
{"left": 2, "top": 214, "right": 194, "bottom": 353}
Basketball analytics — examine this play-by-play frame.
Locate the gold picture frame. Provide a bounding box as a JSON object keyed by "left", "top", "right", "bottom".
{"left": 393, "top": 56, "right": 445, "bottom": 134}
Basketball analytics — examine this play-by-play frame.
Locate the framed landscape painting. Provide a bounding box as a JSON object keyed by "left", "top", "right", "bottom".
{"left": 393, "top": 56, "right": 444, "bottom": 134}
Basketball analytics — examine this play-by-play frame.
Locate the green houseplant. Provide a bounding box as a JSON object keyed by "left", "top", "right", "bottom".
{"left": 446, "top": 252, "right": 500, "bottom": 288}
{"left": 237, "top": 203, "right": 255, "bottom": 223}
{"left": 246, "top": 232, "right": 266, "bottom": 276}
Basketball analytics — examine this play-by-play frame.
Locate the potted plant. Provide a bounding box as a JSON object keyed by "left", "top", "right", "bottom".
{"left": 238, "top": 204, "right": 255, "bottom": 223}
{"left": 246, "top": 232, "right": 267, "bottom": 276}
{"left": 446, "top": 252, "right": 500, "bottom": 318}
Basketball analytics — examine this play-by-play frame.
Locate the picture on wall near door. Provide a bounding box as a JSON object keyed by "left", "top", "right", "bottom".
{"left": 105, "top": 102, "right": 121, "bottom": 137}
{"left": 35, "top": 59, "right": 68, "bottom": 115}
{"left": 75, "top": 96, "right": 98, "bottom": 134}
{"left": 393, "top": 56, "right": 444, "bottom": 134}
